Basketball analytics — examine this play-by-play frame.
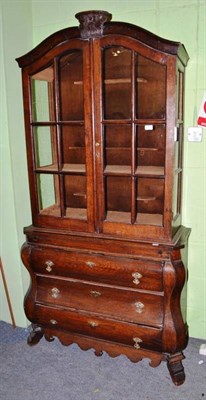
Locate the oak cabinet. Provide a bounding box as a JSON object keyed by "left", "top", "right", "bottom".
{"left": 17, "top": 10, "right": 190, "bottom": 386}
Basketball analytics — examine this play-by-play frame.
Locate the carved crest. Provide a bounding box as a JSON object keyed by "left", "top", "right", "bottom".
{"left": 75, "top": 10, "right": 112, "bottom": 39}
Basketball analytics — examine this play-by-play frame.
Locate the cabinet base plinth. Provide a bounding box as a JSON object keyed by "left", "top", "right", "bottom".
{"left": 25, "top": 326, "right": 186, "bottom": 385}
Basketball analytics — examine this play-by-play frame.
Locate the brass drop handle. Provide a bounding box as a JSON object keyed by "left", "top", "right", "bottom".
{"left": 132, "top": 272, "right": 142, "bottom": 285}
{"left": 50, "top": 319, "right": 58, "bottom": 325}
{"left": 134, "top": 301, "right": 144, "bottom": 314}
{"left": 45, "top": 260, "right": 54, "bottom": 272}
{"left": 86, "top": 261, "right": 96, "bottom": 268}
{"left": 133, "top": 337, "right": 143, "bottom": 349}
{"left": 88, "top": 320, "right": 98, "bottom": 328}
{"left": 90, "top": 290, "right": 102, "bottom": 298}
{"left": 51, "top": 287, "right": 60, "bottom": 298}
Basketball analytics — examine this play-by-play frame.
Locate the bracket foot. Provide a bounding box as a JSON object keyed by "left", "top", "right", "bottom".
{"left": 167, "top": 352, "right": 185, "bottom": 386}
{"left": 27, "top": 324, "right": 44, "bottom": 346}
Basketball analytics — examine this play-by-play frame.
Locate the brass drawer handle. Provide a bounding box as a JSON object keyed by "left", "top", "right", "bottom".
{"left": 86, "top": 261, "right": 96, "bottom": 268}
{"left": 132, "top": 272, "right": 142, "bottom": 285}
{"left": 45, "top": 260, "right": 54, "bottom": 272}
{"left": 51, "top": 287, "right": 60, "bottom": 298}
{"left": 134, "top": 301, "right": 144, "bottom": 314}
{"left": 50, "top": 319, "right": 58, "bottom": 325}
{"left": 133, "top": 337, "right": 143, "bottom": 349}
{"left": 90, "top": 290, "right": 102, "bottom": 298}
{"left": 88, "top": 320, "right": 98, "bottom": 328}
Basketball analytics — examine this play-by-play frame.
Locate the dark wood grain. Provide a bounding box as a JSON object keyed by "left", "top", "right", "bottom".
{"left": 18, "top": 10, "right": 190, "bottom": 385}
{"left": 30, "top": 245, "right": 164, "bottom": 291}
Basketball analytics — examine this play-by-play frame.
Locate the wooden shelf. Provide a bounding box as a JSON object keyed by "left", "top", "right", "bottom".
{"left": 62, "top": 164, "right": 86, "bottom": 173}
{"left": 104, "top": 165, "right": 164, "bottom": 177}
{"left": 40, "top": 205, "right": 60, "bottom": 216}
{"left": 36, "top": 164, "right": 164, "bottom": 177}
{"left": 136, "top": 166, "right": 164, "bottom": 176}
{"left": 137, "top": 196, "right": 156, "bottom": 201}
{"left": 104, "top": 165, "right": 131, "bottom": 175}
{"left": 35, "top": 163, "right": 86, "bottom": 174}
{"left": 40, "top": 205, "right": 87, "bottom": 220}
{"left": 73, "top": 192, "right": 87, "bottom": 199}
{"left": 106, "top": 211, "right": 131, "bottom": 223}
{"left": 136, "top": 213, "right": 162, "bottom": 226}
{"left": 74, "top": 77, "right": 147, "bottom": 85}
{"left": 65, "top": 207, "right": 87, "bottom": 220}
{"left": 102, "top": 119, "right": 166, "bottom": 125}
{"left": 35, "top": 164, "right": 58, "bottom": 173}
{"left": 106, "top": 147, "right": 131, "bottom": 150}
{"left": 106, "top": 147, "right": 160, "bottom": 152}
{"left": 106, "top": 211, "right": 163, "bottom": 226}
{"left": 137, "top": 147, "right": 158, "bottom": 152}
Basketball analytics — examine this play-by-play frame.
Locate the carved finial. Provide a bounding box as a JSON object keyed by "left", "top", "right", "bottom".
{"left": 75, "top": 10, "right": 112, "bottom": 39}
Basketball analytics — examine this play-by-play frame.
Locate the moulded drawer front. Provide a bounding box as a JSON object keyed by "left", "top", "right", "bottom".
{"left": 31, "top": 247, "right": 163, "bottom": 291}
{"left": 33, "top": 304, "right": 163, "bottom": 351}
{"left": 36, "top": 276, "right": 163, "bottom": 327}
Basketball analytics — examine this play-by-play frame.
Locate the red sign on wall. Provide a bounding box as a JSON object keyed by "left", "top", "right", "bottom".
{"left": 197, "top": 93, "right": 206, "bottom": 127}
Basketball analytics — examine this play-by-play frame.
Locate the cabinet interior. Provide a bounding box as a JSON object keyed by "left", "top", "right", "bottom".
{"left": 30, "top": 43, "right": 183, "bottom": 229}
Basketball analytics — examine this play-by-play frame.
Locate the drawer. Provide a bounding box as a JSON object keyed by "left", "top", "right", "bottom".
{"left": 36, "top": 276, "right": 163, "bottom": 327}
{"left": 33, "top": 304, "right": 163, "bottom": 351}
{"left": 31, "top": 246, "right": 163, "bottom": 292}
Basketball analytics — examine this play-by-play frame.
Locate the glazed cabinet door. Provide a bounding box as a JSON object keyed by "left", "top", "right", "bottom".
{"left": 93, "top": 36, "right": 174, "bottom": 240}
{"left": 172, "top": 60, "right": 185, "bottom": 231}
{"left": 23, "top": 40, "right": 95, "bottom": 231}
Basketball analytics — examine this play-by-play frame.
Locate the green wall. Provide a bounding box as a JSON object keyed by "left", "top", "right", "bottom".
{"left": 0, "top": 0, "right": 33, "bottom": 327}
{"left": 0, "top": 0, "right": 205, "bottom": 339}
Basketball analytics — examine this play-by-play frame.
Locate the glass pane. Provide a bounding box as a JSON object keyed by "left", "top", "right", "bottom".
{"left": 174, "top": 140, "right": 179, "bottom": 171}
{"left": 173, "top": 125, "right": 182, "bottom": 218}
{"left": 37, "top": 173, "right": 60, "bottom": 216}
{"left": 59, "top": 51, "right": 84, "bottom": 121}
{"left": 104, "top": 125, "right": 132, "bottom": 169}
{"left": 62, "top": 125, "right": 85, "bottom": 166}
{"left": 103, "top": 46, "right": 132, "bottom": 119}
{"left": 105, "top": 176, "right": 131, "bottom": 223}
{"left": 177, "top": 71, "right": 183, "bottom": 120}
{"left": 136, "top": 124, "right": 165, "bottom": 167}
{"left": 34, "top": 126, "right": 57, "bottom": 170}
{"left": 172, "top": 172, "right": 179, "bottom": 217}
{"left": 172, "top": 170, "right": 182, "bottom": 217}
{"left": 31, "top": 66, "right": 54, "bottom": 122}
{"left": 64, "top": 175, "right": 87, "bottom": 220}
{"left": 136, "top": 178, "right": 164, "bottom": 225}
{"left": 136, "top": 55, "right": 166, "bottom": 119}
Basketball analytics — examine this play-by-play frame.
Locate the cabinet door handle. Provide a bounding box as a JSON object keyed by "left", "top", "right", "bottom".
{"left": 134, "top": 301, "right": 144, "bottom": 314}
{"left": 88, "top": 320, "right": 98, "bottom": 328}
{"left": 133, "top": 337, "right": 143, "bottom": 349}
{"left": 45, "top": 260, "right": 54, "bottom": 272}
{"left": 90, "top": 290, "right": 102, "bottom": 298}
{"left": 51, "top": 287, "right": 60, "bottom": 298}
{"left": 86, "top": 261, "right": 96, "bottom": 268}
{"left": 132, "top": 272, "right": 142, "bottom": 285}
